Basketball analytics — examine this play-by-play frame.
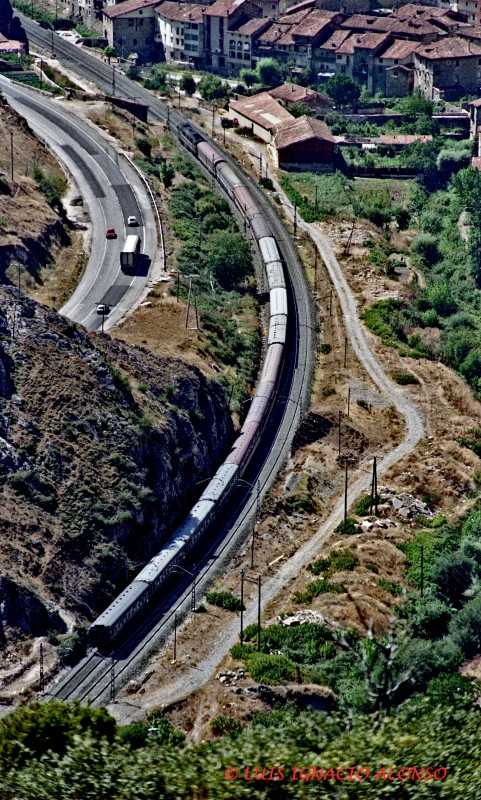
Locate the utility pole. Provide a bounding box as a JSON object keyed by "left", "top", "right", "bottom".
{"left": 338, "top": 409, "right": 341, "bottom": 456}
{"left": 173, "top": 613, "right": 177, "bottom": 661}
{"left": 293, "top": 203, "right": 297, "bottom": 237}
{"left": 369, "top": 456, "right": 378, "bottom": 515}
{"left": 259, "top": 152, "right": 262, "bottom": 182}
{"left": 112, "top": 65, "right": 116, "bottom": 97}
{"left": 344, "top": 459, "right": 348, "bottom": 527}
{"left": 344, "top": 336, "right": 348, "bottom": 369}
{"left": 329, "top": 288, "right": 332, "bottom": 316}
{"left": 166, "top": 105, "right": 170, "bottom": 129}
{"left": 110, "top": 656, "right": 115, "bottom": 702}
{"left": 211, "top": 104, "right": 215, "bottom": 137}
{"left": 240, "top": 569, "right": 244, "bottom": 647}
{"left": 347, "top": 386, "right": 351, "bottom": 418}
{"left": 191, "top": 578, "right": 196, "bottom": 612}
{"left": 257, "top": 575, "right": 261, "bottom": 653}
{"left": 9, "top": 130, "right": 13, "bottom": 183}
{"left": 39, "top": 642, "right": 44, "bottom": 694}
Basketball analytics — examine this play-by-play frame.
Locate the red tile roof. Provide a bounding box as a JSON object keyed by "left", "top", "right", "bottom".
{"left": 236, "top": 17, "right": 271, "bottom": 35}
{"left": 275, "top": 115, "right": 336, "bottom": 149}
{"left": 229, "top": 91, "right": 293, "bottom": 131}
{"left": 380, "top": 39, "right": 420, "bottom": 61}
{"left": 103, "top": 0, "right": 160, "bottom": 19}
{"left": 291, "top": 10, "right": 336, "bottom": 38}
{"left": 203, "top": 0, "right": 247, "bottom": 17}
{"left": 317, "top": 29, "right": 351, "bottom": 51}
{"left": 268, "top": 82, "right": 331, "bottom": 104}
{"left": 155, "top": 1, "right": 204, "bottom": 23}
{"left": 416, "top": 36, "right": 481, "bottom": 60}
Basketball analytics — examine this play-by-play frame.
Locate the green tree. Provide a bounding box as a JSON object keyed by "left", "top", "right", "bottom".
{"left": 103, "top": 45, "right": 116, "bottom": 64}
{"left": 207, "top": 231, "right": 251, "bottom": 289}
{"left": 324, "top": 74, "right": 361, "bottom": 109}
{"left": 429, "top": 551, "right": 475, "bottom": 606}
{"left": 449, "top": 593, "right": 481, "bottom": 658}
{"left": 198, "top": 74, "right": 230, "bottom": 101}
{"left": 395, "top": 89, "right": 434, "bottom": 117}
{"left": 289, "top": 101, "right": 315, "bottom": 118}
{"left": 240, "top": 67, "right": 257, "bottom": 87}
{"left": 256, "top": 57, "right": 283, "bottom": 87}
{"left": 179, "top": 72, "right": 196, "bottom": 96}
{"left": 411, "top": 232, "right": 440, "bottom": 266}
{"left": 159, "top": 161, "right": 176, "bottom": 189}
{"left": 0, "top": 701, "right": 116, "bottom": 772}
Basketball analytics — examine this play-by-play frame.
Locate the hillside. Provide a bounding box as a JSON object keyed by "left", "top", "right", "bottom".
{"left": 0, "top": 287, "right": 232, "bottom": 652}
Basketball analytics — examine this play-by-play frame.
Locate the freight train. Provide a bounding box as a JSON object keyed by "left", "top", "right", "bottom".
{"left": 90, "top": 124, "right": 288, "bottom": 651}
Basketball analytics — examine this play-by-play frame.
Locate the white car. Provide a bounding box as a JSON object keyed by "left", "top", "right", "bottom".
{"left": 96, "top": 304, "right": 111, "bottom": 315}
{"left": 127, "top": 215, "right": 139, "bottom": 226}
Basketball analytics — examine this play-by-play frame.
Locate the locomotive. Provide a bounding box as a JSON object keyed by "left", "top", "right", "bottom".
{"left": 90, "top": 124, "right": 288, "bottom": 650}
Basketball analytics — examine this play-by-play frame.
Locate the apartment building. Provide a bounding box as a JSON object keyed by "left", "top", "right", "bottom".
{"left": 155, "top": 1, "right": 205, "bottom": 65}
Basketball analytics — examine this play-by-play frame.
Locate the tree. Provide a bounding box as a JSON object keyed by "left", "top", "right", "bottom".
{"left": 411, "top": 232, "right": 440, "bottom": 266}
{"left": 0, "top": 701, "right": 116, "bottom": 772}
{"left": 103, "top": 45, "right": 116, "bottom": 64}
{"left": 239, "top": 67, "right": 257, "bottom": 87}
{"left": 207, "top": 231, "right": 251, "bottom": 289}
{"left": 256, "top": 57, "right": 283, "bottom": 87}
{"left": 449, "top": 593, "right": 481, "bottom": 658}
{"left": 198, "top": 74, "right": 230, "bottom": 101}
{"left": 289, "top": 101, "right": 315, "bottom": 118}
{"left": 179, "top": 72, "right": 196, "bottom": 96}
{"left": 395, "top": 89, "right": 433, "bottom": 117}
{"left": 324, "top": 74, "right": 361, "bottom": 109}
{"left": 159, "top": 162, "right": 176, "bottom": 189}
{"left": 429, "top": 551, "right": 475, "bottom": 606}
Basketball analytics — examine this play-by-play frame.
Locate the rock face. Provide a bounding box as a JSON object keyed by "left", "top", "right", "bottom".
{"left": 0, "top": 0, "right": 28, "bottom": 49}
{"left": 0, "top": 577, "right": 66, "bottom": 643}
{"left": 0, "top": 288, "right": 233, "bottom": 637}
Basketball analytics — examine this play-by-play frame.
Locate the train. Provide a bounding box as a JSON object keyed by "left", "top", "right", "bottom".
{"left": 89, "top": 123, "right": 288, "bottom": 651}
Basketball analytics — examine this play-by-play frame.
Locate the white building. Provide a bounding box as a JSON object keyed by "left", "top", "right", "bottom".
{"left": 155, "top": 1, "right": 205, "bottom": 65}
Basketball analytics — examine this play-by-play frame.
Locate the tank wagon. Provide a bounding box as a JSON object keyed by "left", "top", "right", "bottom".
{"left": 90, "top": 124, "right": 289, "bottom": 651}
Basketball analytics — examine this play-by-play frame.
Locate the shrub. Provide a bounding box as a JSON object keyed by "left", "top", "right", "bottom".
{"left": 309, "top": 549, "right": 358, "bottom": 576}
{"left": 394, "top": 372, "right": 420, "bottom": 385}
{"left": 411, "top": 232, "right": 440, "bottom": 266}
{"left": 248, "top": 653, "right": 297, "bottom": 684}
{"left": 377, "top": 579, "right": 403, "bottom": 596}
{"left": 206, "top": 592, "right": 245, "bottom": 611}
{"left": 320, "top": 343, "right": 331, "bottom": 354}
{"left": 449, "top": 593, "right": 481, "bottom": 658}
{"left": 335, "top": 518, "right": 360, "bottom": 535}
{"left": 211, "top": 716, "right": 242, "bottom": 736}
{"left": 294, "top": 579, "right": 343, "bottom": 604}
{"left": 58, "top": 629, "right": 88, "bottom": 666}
{"left": 429, "top": 552, "right": 475, "bottom": 607}
{"left": 354, "top": 494, "right": 382, "bottom": 516}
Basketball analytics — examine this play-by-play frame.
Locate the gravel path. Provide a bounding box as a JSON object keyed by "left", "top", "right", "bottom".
{"left": 125, "top": 205, "right": 425, "bottom": 716}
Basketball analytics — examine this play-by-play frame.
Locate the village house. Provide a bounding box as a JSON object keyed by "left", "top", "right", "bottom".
{"left": 414, "top": 36, "right": 481, "bottom": 100}
{"left": 228, "top": 90, "right": 293, "bottom": 141}
{"left": 103, "top": 0, "right": 161, "bottom": 62}
{"left": 272, "top": 114, "right": 336, "bottom": 169}
{"left": 268, "top": 81, "right": 332, "bottom": 110}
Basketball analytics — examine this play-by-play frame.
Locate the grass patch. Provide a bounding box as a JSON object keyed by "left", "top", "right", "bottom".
{"left": 294, "top": 579, "right": 343, "bottom": 604}
{"left": 378, "top": 579, "right": 404, "bottom": 596}
{"left": 394, "top": 372, "right": 420, "bottom": 385}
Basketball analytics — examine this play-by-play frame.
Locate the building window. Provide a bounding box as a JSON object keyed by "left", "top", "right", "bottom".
{"left": 230, "top": 50, "right": 235, "bottom": 57}
{"left": 139, "top": 19, "right": 143, "bottom": 26}
{"left": 244, "top": 53, "right": 250, "bottom": 60}
{"left": 133, "top": 38, "right": 137, "bottom": 44}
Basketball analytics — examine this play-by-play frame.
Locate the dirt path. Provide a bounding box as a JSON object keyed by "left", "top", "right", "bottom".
{"left": 111, "top": 179, "right": 425, "bottom": 719}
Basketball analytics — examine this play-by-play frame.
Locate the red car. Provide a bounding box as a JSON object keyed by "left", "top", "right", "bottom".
{"left": 106, "top": 227, "right": 117, "bottom": 239}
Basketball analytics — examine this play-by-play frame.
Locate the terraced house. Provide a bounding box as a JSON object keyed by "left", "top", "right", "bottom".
{"left": 155, "top": 1, "right": 205, "bottom": 66}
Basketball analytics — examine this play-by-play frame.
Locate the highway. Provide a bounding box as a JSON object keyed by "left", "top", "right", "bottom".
{"left": 0, "top": 76, "right": 158, "bottom": 331}
{"left": 19, "top": 17, "right": 315, "bottom": 705}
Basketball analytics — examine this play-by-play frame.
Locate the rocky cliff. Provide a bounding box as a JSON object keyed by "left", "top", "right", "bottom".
{"left": 0, "top": 0, "right": 28, "bottom": 49}
{"left": 0, "top": 288, "right": 233, "bottom": 641}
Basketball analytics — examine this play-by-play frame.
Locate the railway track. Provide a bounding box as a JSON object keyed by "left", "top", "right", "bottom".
{"left": 18, "top": 18, "right": 315, "bottom": 705}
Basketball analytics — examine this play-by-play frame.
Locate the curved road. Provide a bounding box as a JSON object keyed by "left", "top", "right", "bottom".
{"left": 0, "top": 76, "right": 158, "bottom": 331}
